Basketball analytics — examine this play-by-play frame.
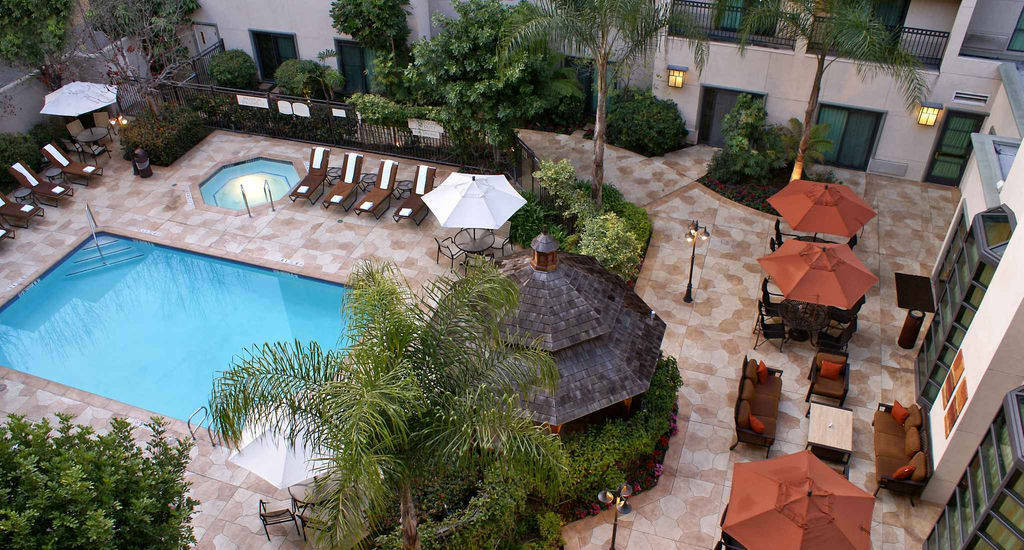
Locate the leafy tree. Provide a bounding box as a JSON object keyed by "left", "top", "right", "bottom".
{"left": 607, "top": 88, "right": 688, "bottom": 157}
{"left": 274, "top": 58, "right": 344, "bottom": 100}
{"left": 0, "top": 414, "right": 197, "bottom": 549}
{"left": 717, "top": 0, "right": 928, "bottom": 180}
{"left": 578, "top": 213, "right": 644, "bottom": 280}
{"left": 0, "top": 0, "right": 76, "bottom": 90}
{"left": 504, "top": 0, "right": 708, "bottom": 208}
{"left": 208, "top": 261, "right": 564, "bottom": 550}
{"left": 780, "top": 117, "right": 833, "bottom": 170}
{"left": 330, "top": 0, "right": 410, "bottom": 56}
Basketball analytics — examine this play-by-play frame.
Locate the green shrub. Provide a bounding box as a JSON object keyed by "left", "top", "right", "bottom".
{"left": 348, "top": 93, "right": 439, "bottom": 127}
{"left": 0, "top": 133, "right": 40, "bottom": 192}
{"left": 27, "top": 119, "right": 68, "bottom": 150}
{"left": 273, "top": 59, "right": 343, "bottom": 99}
{"left": 607, "top": 89, "right": 687, "bottom": 157}
{"left": 611, "top": 200, "right": 652, "bottom": 247}
{"left": 208, "top": 49, "right": 258, "bottom": 89}
{"left": 509, "top": 191, "right": 563, "bottom": 248}
{"left": 578, "top": 213, "right": 644, "bottom": 281}
{"left": 0, "top": 414, "right": 197, "bottom": 549}
{"left": 706, "top": 94, "right": 788, "bottom": 186}
{"left": 119, "top": 106, "right": 212, "bottom": 166}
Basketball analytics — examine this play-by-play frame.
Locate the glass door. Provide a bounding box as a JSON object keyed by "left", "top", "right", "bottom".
{"left": 927, "top": 111, "right": 986, "bottom": 186}
{"left": 336, "top": 40, "right": 370, "bottom": 94}
{"left": 817, "top": 105, "right": 882, "bottom": 170}
{"left": 251, "top": 31, "right": 297, "bottom": 81}
{"left": 698, "top": 87, "right": 766, "bottom": 147}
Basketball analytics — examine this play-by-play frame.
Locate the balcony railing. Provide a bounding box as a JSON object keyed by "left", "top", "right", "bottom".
{"left": 669, "top": 0, "right": 796, "bottom": 51}
{"left": 808, "top": 19, "right": 950, "bottom": 70}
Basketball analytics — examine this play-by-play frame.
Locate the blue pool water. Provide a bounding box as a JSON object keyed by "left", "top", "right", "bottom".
{"left": 200, "top": 157, "right": 298, "bottom": 210}
{"left": 0, "top": 235, "right": 348, "bottom": 420}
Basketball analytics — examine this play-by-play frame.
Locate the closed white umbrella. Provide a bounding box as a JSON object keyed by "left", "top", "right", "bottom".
{"left": 39, "top": 82, "right": 118, "bottom": 117}
{"left": 228, "top": 423, "right": 322, "bottom": 490}
{"left": 422, "top": 173, "right": 526, "bottom": 229}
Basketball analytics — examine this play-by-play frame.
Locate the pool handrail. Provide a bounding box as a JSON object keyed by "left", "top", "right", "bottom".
{"left": 187, "top": 405, "right": 218, "bottom": 446}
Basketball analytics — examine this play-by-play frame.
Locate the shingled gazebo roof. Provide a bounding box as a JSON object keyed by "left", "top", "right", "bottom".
{"left": 498, "top": 237, "right": 667, "bottom": 426}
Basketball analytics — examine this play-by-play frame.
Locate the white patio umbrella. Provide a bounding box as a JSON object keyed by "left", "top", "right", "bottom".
{"left": 228, "top": 423, "right": 323, "bottom": 490}
{"left": 422, "top": 173, "right": 526, "bottom": 229}
{"left": 39, "top": 82, "right": 118, "bottom": 117}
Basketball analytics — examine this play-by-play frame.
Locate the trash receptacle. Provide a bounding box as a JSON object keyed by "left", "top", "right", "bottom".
{"left": 133, "top": 148, "right": 152, "bottom": 178}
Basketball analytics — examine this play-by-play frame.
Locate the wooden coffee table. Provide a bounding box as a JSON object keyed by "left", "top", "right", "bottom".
{"left": 807, "top": 403, "right": 854, "bottom": 464}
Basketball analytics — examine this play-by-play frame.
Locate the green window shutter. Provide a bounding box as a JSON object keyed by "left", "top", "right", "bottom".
{"left": 816, "top": 106, "right": 847, "bottom": 163}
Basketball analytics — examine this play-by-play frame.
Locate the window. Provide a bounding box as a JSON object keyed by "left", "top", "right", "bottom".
{"left": 816, "top": 105, "right": 883, "bottom": 170}
{"left": 335, "top": 40, "right": 373, "bottom": 95}
{"left": 1009, "top": 9, "right": 1024, "bottom": 52}
{"left": 251, "top": 31, "right": 297, "bottom": 81}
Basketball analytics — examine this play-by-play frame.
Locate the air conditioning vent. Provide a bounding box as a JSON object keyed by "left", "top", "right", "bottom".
{"left": 952, "top": 91, "right": 989, "bottom": 106}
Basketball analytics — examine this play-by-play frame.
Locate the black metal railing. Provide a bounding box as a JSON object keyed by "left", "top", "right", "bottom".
{"left": 670, "top": 0, "right": 795, "bottom": 50}
{"left": 178, "top": 39, "right": 225, "bottom": 85}
{"left": 115, "top": 81, "right": 523, "bottom": 182}
{"left": 808, "top": 19, "right": 949, "bottom": 70}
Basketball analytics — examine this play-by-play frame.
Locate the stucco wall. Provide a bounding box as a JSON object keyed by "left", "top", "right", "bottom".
{"left": 0, "top": 75, "right": 47, "bottom": 134}
{"left": 964, "top": 0, "right": 1024, "bottom": 50}
{"left": 905, "top": 0, "right": 960, "bottom": 32}
{"left": 988, "top": 79, "right": 1022, "bottom": 138}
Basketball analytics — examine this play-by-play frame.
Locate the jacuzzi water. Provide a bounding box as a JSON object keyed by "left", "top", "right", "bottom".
{"left": 0, "top": 235, "right": 348, "bottom": 421}
{"left": 199, "top": 157, "right": 299, "bottom": 210}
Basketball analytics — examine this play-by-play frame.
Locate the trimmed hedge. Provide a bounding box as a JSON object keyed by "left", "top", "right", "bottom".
{"left": 208, "top": 49, "right": 258, "bottom": 90}
{"left": 0, "top": 133, "right": 40, "bottom": 193}
{"left": 119, "top": 106, "right": 212, "bottom": 167}
{"left": 607, "top": 89, "right": 687, "bottom": 157}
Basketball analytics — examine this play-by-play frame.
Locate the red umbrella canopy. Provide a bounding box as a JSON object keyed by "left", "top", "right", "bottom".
{"left": 723, "top": 451, "right": 874, "bottom": 550}
{"left": 757, "top": 240, "right": 879, "bottom": 309}
{"left": 768, "top": 180, "right": 876, "bottom": 238}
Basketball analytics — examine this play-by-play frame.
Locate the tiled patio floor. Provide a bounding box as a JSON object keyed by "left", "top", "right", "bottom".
{"left": 522, "top": 131, "right": 955, "bottom": 550}
{"left": 0, "top": 129, "right": 956, "bottom": 549}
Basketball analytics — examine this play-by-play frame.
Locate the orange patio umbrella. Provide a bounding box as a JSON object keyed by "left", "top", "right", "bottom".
{"left": 757, "top": 240, "right": 878, "bottom": 309}
{"left": 723, "top": 451, "right": 874, "bottom": 550}
{"left": 768, "top": 180, "right": 876, "bottom": 238}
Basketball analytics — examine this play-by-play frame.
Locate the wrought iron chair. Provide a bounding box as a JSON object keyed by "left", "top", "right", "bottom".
{"left": 258, "top": 500, "right": 300, "bottom": 541}
{"left": 816, "top": 321, "right": 857, "bottom": 353}
{"left": 434, "top": 236, "right": 464, "bottom": 268}
{"left": 774, "top": 218, "right": 797, "bottom": 245}
{"left": 753, "top": 309, "right": 788, "bottom": 351}
{"left": 485, "top": 236, "right": 513, "bottom": 259}
{"left": 847, "top": 233, "right": 858, "bottom": 250}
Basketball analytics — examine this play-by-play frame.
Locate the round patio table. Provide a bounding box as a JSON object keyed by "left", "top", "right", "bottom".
{"left": 326, "top": 167, "right": 343, "bottom": 184}
{"left": 779, "top": 299, "right": 830, "bottom": 342}
{"left": 455, "top": 228, "right": 495, "bottom": 255}
{"left": 76, "top": 126, "right": 109, "bottom": 144}
{"left": 12, "top": 186, "right": 33, "bottom": 204}
{"left": 392, "top": 180, "right": 413, "bottom": 199}
{"left": 359, "top": 173, "right": 377, "bottom": 192}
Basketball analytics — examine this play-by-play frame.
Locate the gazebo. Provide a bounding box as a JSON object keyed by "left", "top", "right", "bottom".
{"left": 498, "top": 233, "right": 667, "bottom": 432}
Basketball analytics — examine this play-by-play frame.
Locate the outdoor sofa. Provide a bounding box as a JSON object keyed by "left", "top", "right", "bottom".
{"left": 730, "top": 355, "right": 783, "bottom": 458}
{"left": 872, "top": 401, "right": 929, "bottom": 502}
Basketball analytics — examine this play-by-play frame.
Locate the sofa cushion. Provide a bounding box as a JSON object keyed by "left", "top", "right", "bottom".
{"left": 737, "top": 400, "right": 751, "bottom": 428}
{"left": 760, "top": 375, "right": 783, "bottom": 399}
{"left": 749, "top": 413, "right": 765, "bottom": 434}
{"left": 750, "top": 391, "right": 780, "bottom": 419}
{"left": 910, "top": 451, "right": 927, "bottom": 482}
{"left": 754, "top": 415, "right": 776, "bottom": 437}
{"left": 745, "top": 359, "right": 758, "bottom": 383}
{"left": 816, "top": 352, "right": 847, "bottom": 368}
{"left": 741, "top": 379, "right": 755, "bottom": 401}
{"left": 905, "top": 427, "right": 921, "bottom": 458}
{"left": 812, "top": 375, "right": 845, "bottom": 398}
{"left": 891, "top": 400, "right": 910, "bottom": 425}
{"left": 906, "top": 404, "right": 923, "bottom": 429}
{"left": 875, "top": 431, "right": 905, "bottom": 460}
{"left": 875, "top": 455, "right": 906, "bottom": 482}
{"left": 873, "top": 410, "right": 904, "bottom": 436}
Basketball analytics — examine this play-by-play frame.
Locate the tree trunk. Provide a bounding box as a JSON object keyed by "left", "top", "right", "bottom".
{"left": 791, "top": 52, "right": 827, "bottom": 182}
{"left": 591, "top": 58, "right": 608, "bottom": 209}
{"left": 400, "top": 482, "right": 421, "bottom": 550}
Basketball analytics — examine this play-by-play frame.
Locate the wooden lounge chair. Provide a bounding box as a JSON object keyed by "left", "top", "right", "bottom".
{"left": 289, "top": 147, "right": 330, "bottom": 204}
{"left": 393, "top": 165, "right": 436, "bottom": 225}
{"left": 8, "top": 162, "right": 73, "bottom": 207}
{"left": 354, "top": 159, "right": 399, "bottom": 219}
{"left": 322, "top": 152, "right": 364, "bottom": 211}
{"left": 0, "top": 194, "right": 43, "bottom": 228}
{"left": 41, "top": 142, "right": 103, "bottom": 186}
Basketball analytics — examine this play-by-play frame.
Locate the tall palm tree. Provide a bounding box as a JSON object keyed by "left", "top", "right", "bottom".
{"left": 718, "top": 0, "right": 929, "bottom": 181}
{"left": 208, "top": 260, "right": 563, "bottom": 550}
{"left": 504, "top": 0, "right": 708, "bottom": 208}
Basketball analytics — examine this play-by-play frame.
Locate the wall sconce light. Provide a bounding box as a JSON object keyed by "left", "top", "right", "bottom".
{"left": 917, "top": 102, "right": 942, "bottom": 126}
{"left": 666, "top": 65, "right": 688, "bottom": 88}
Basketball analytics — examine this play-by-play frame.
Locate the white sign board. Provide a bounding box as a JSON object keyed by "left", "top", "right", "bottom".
{"left": 277, "top": 100, "right": 293, "bottom": 115}
{"left": 408, "top": 118, "right": 444, "bottom": 139}
{"left": 331, "top": 108, "right": 347, "bottom": 118}
{"left": 292, "top": 103, "right": 310, "bottom": 117}
{"left": 237, "top": 95, "right": 269, "bottom": 109}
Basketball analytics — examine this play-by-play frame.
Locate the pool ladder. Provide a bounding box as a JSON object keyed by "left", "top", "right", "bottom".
{"left": 187, "top": 405, "right": 219, "bottom": 446}
{"left": 264, "top": 179, "right": 275, "bottom": 212}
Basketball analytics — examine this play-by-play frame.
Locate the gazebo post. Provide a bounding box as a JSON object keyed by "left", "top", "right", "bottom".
{"left": 549, "top": 424, "right": 562, "bottom": 435}
{"left": 622, "top": 396, "right": 633, "bottom": 414}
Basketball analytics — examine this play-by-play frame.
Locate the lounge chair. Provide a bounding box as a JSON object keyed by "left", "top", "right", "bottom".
{"left": 354, "top": 159, "right": 399, "bottom": 219}
{"left": 0, "top": 194, "right": 43, "bottom": 228}
{"left": 393, "top": 165, "right": 436, "bottom": 225}
{"left": 322, "top": 152, "right": 364, "bottom": 210}
{"left": 42, "top": 142, "right": 103, "bottom": 186}
{"left": 8, "top": 162, "right": 73, "bottom": 207}
{"left": 290, "top": 147, "right": 330, "bottom": 204}
{"left": 0, "top": 219, "right": 15, "bottom": 241}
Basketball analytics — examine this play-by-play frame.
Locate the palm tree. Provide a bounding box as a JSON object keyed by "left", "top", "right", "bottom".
{"left": 718, "top": 0, "right": 928, "bottom": 181}
{"left": 208, "top": 260, "right": 563, "bottom": 550}
{"left": 504, "top": 0, "right": 708, "bottom": 208}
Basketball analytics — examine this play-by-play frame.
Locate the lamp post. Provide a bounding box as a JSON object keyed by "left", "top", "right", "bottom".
{"left": 683, "top": 219, "right": 710, "bottom": 303}
{"left": 597, "top": 483, "right": 633, "bottom": 549}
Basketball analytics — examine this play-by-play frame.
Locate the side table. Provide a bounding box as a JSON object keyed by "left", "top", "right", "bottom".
{"left": 359, "top": 173, "right": 377, "bottom": 192}
{"left": 42, "top": 166, "right": 64, "bottom": 184}
{"left": 392, "top": 180, "right": 413, "bottom": 199}
{"left": 12, "top": 187, "right": 34, "bottom": 204}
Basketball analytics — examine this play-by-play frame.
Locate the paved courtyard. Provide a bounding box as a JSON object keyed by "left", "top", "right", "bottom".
{"left": 0, "top": 128, "right": 955, "bottom": 549}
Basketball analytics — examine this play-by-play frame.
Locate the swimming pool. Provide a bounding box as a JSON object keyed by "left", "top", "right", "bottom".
{"left": 0, "top": 235, "right": 348, "bottom": 421}
{"left": 199, "top": 157, "right": 299, "bottom": 210}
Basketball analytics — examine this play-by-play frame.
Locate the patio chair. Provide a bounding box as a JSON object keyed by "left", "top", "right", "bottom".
{"left": 0, "top": 219, "right": 16, "bottom": 241}
{"left": 807, "top": 442, "right": 851, "bottom": 478}
{"left": 258, "top": 500, "right": 300, "bottom": 541}
{"left": 759, "top": 278, "right": 783, "bottom": 316}
{"left": 355, "top": 159, "right": 399, "bottom": 219}
{"left": 817, "top": 321, "right": 856, "bottom": 353}
{"left": 774, "top": 218, "right": 796, "bottom": 244}
{"left": 290, "top": 147, "right": 330, "bottom": 204}
{"left": 322, "top": 152, "right": 364, "bottom": 210}
{"left": 715, "top": 506, "right": 748, "bottom": 550}
{"left": 8, "top": 161, "right": 73, "bottom": 207}
{"left": 82, "top": 140, "right": 110, "bottom": 161}
{"left": 486, "top": 236, "right": 513, "bottom": 259}
{"left": 393, "top": 165, "right": 436, "bottom": 225}
{"left": 0, "top": 194, "right": 43, "bottom": 228}
{"left": 435, "top": 236, "right": 464, "bottom": 268}
{"left": 65, "top": 119, "right": 84, "bottom": 139}
{"left": 42, "top": 142, "right": 103, "bottom": 185}
{"left": 769, "top": 236, "right": 778, "bottom": 252}
{"left": 753, "top": 309, "right": 788, "bottom": 351}
{"left": 847, "top": 233, "right": 858, "bottom": 250}
{"left": 92, "top": 112, "right": 113, "bottom": 143}
{"left": 60, "top": 138, "right": 86, "bottom": 163}
{"left": 805, "top": 350, "right": 850, "bottom": 409}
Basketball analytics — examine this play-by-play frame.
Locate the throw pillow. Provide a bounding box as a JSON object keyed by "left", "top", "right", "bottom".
{"left": 910, "top": 451, "right": 927, "bottom": 482}
{"left": 906, "top": 404, "right": 923, "bottom": 429}
{"left": 749, "top": 414, "right": 765, "bottom": 434}
{"left": 757, "top": 360, "right": 768, "bottom": 384}
{"left": 745, "top": 359, "right": 758, "bottom": 382}
{"left": 905, "top": 427, "right": 921, "bottom": 458}
{"left": 820, "top": 360, "right": 843, "bottom": 380}
{"left": 891, "top": 400, "right": 910, "bottom": 425}
{"left": 741, "top": 379, "right": 755, "bottom": 401}
{"left": 892, "top": 464, "right": 916, "bottom": 480}
{"left": 737, "top": 400, "right": 751, "bottom": 428}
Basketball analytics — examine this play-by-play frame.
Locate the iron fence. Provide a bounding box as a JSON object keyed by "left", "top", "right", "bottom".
{"left": 808, "top": 19, "right": 949, "bottom": 70}
{"left": 115, "top": 81, "right": 523, "bottom": 182}
{"left": 670, "top": 0, "right": 796, "bottom": 50}
{"left": 178, "top": 39, "right": 225, "bottom": 85}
